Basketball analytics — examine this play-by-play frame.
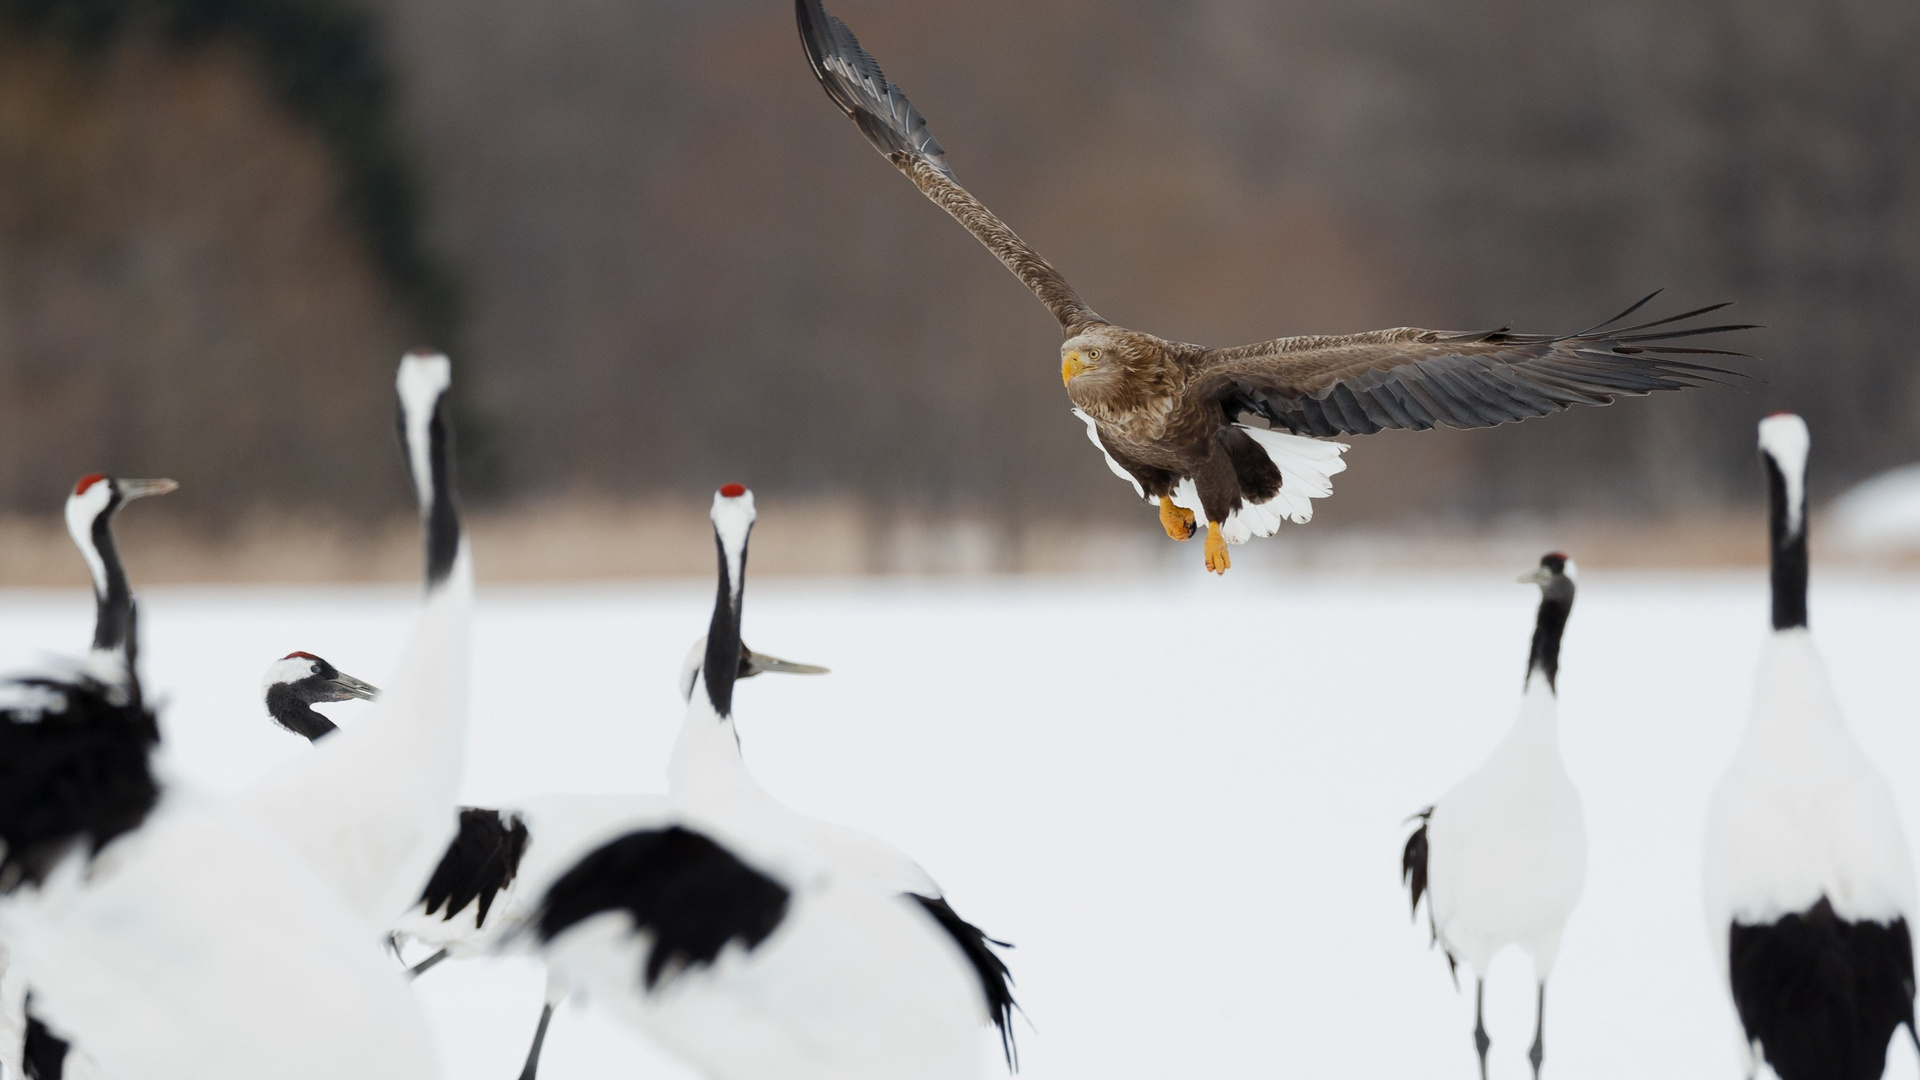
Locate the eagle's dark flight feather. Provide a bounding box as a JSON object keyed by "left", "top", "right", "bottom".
{"left": 1194, "top": 293, "right": 1753, "bottom": 437}
{"left": 796, "top": 0, "right": 1104, "bottom": 335}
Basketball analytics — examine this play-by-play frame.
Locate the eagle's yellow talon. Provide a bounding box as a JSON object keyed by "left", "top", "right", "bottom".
{"left": 1203, "top": 522, "right": 1230, "bottom": 574}
{"left": 1158, "top": 496, "right": 1196, "bottom": 541}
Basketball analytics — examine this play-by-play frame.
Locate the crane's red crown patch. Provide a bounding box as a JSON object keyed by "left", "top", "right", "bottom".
{"left": 720, "top": 483, "right": 747, "bottom": 498}
{"left": 74, "top": 474, "right": 108, "bottom": 496}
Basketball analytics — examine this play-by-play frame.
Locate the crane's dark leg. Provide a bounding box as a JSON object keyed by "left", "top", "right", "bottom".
{"left": 515, "top": 1001, "right": 555, "bottom": 1080}
{"left": 1528, "top": 980, "right": 1546, "bottom": 1079}
{"left": 1474, "top": 978, "right": 1491, "bottom": 1080}
{"left": 407, "top": 949, "right": 450, "bottom": 979}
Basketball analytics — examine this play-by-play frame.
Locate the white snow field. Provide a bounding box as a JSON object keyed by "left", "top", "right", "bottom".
{"left": 3, "top": 568, "right": 1920, "bottom": 1080}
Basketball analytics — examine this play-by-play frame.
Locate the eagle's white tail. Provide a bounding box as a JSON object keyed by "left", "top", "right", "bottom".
{"left": 1173, "top": 426, "right": 1349, "bottom": 543}
{"left": 1074, "top": 410, "right": 1348, "bottom": 545}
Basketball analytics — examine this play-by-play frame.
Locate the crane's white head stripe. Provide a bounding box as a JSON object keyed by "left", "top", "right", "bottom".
{"left": 64, "top": 479, "right": 115, "bottom": 598}
{"left": 711, "top": 487, "right": 756, "bottom": 608}
{"left": 397, "top": 352, "right": 452, "bottom": 513}
{"left": 1759, "top": 413, "right": 1810, "bottom": 537}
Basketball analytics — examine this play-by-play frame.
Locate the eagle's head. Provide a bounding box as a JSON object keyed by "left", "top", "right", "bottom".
{"left": 1061, "top": 326, "right": 1169, "bottom": 405}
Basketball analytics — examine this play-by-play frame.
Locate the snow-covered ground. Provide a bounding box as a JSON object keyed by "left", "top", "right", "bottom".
{"left": 3, "top": 569, "right": 1920, "bottom": 1080}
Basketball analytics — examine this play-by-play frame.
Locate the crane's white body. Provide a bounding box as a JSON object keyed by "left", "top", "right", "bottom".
{"left": 542, "top": 869, "right": 980, "bottom": 1080}
{"left": 1427, "top": 679, "right": 1588, "bottom": 978}
{"left": 247, "top": 565, "right": 472, "bottom": 926}
{"left": 1703, "top": 630, "right": 1916, "bottom": 960}
{"left": 439, "top": 737, "right": 979, "bottom": 1080}
{"left": 541, "top": 688, "right": 984, "bottom": 1080}
{"left": 0, "top": 789, "right": 440, "bottom": 1080}
{"left": 670, "top": 723, "right": 938, "bottom": 899}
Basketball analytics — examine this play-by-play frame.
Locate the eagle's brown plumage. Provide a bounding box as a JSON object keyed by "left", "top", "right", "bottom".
{"left": 797, "top": 0, "right": 1753, "bottom": 572}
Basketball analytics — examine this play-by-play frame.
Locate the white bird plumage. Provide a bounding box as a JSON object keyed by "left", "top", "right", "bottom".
{"left": 0, "top": 788, "right": 442, "bottom": 1080}
{"left": 1406, "top": 553, "right": 1586, "bottom": 1080}
{"left": 1704, "top": 633, "right": 1916, "bottom": 934}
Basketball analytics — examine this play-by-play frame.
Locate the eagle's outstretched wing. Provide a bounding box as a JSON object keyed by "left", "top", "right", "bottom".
{"left": 1190, "top": 294, "right": 1755, "bottom": 436}
{"left": 797, "top": 0, "right": 1105, "bottom": 336}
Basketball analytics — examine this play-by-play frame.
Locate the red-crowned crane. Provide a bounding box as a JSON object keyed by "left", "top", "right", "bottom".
{"left": 1703, "top": 413, "right": 1919, "bottom": 1080}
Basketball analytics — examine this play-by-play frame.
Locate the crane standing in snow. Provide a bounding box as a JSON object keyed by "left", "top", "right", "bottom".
{"left": 1403, "top": 553, "right": 1587, "bottom": 1080}
{"left": 1703, "top": 413, "right": 1919, "bottom": 1080}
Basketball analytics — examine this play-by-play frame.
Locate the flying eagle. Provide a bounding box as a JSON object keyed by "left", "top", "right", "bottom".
{"left": 796, "top": 0, "right": 1753, "bottom": 573}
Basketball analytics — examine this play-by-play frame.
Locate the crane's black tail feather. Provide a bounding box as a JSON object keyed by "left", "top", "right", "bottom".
{"left": 910, "top": 893, "right": 1019, "bottom": 1072}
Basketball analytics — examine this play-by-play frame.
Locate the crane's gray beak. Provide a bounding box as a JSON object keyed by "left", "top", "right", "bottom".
{"left": 742, "top": 648, "right": 829, "bottom": 678}
{"left": 320, "top": 671, "right": 381, "bottom": 702}
{"left": 120, "top": 478, "right": 179, "bottom": 500}
{"left": 1517, "top": 566, "right": 1553, "bottom": 586}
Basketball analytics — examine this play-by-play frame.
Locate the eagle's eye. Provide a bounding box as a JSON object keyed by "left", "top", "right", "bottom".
{"left": 1088, "top": 348, "right": 1101, "bottom": 360}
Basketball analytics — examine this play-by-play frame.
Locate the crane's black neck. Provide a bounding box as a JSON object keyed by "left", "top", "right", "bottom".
{"left": 703, "top": 533, "right": 748, "bottom": 720}
{"left": 87, "top": 505, "right": 135, "bottom": 662}
{"left": 264, "top": 683, "right": 339, "bottom": 743}
{"left": 1526, "top": 584, "right": 1574, "bottom": 693}
{"left": 1765, "top": 453, "right": 1808, "bottom": 631}
{"left": 399, "top": 380, "right": 462, "bottom": 591}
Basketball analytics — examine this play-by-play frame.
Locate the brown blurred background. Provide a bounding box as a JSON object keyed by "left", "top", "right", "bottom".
{"left": 0, "top": 0, "right": 1915, "bottom": 579}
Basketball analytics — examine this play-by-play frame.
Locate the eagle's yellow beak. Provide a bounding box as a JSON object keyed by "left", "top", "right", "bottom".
{"left": 1061, "top": 351, "right": 1090, "bottom": 386}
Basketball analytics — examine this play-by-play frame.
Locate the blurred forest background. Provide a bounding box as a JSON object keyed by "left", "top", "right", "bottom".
{"left": 0, "top": 0, "right": 1915, "bottom": 577}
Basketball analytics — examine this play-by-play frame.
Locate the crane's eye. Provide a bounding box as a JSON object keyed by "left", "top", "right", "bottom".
{"left": 310, "top": 665, "right": 321, "bottom": 674}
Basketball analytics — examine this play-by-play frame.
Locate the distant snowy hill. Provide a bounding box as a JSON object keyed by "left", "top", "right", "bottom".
{"left": 1832, "top": 465, "right": 1920, "bottom": 552}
